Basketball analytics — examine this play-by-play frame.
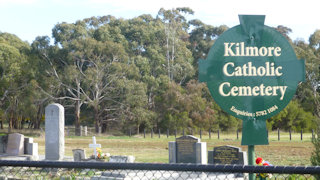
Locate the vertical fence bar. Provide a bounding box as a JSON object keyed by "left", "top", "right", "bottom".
{"left": 312, "top": 129, "right": 315, "bottom": 141}
{"left": 218, "top": 129, "right": 220, "bottom": 139}
{"left": 289, "top": 129, "right": 291, "bottom": 141}
{"left": 158, "top": 129, "right": 161, "bottom": 138}
{"left": 200, "top": 129, "right": 202, "bottom": 139}
{"left": 209, "top": 129, "right": 211, "bottom": 139}
{"left": 151, "top": 129, "right": 153, "bottom": 138}
{"left": 301, "top": 129, "right": 303, "bottom": 141}
{"left": 237, "top": 130, "right": 239, "bottom": 140}
{"left": 175, "top": 129, "right": 177, "bottom": 138}
{"left": 278, "top": 128, "right": 280, "bottom": 141}
{"left": 167, "top": 129, "right": 169, "bottom": 138}
{"left": 144, "top": 129, "right": 146, "bottom": 138}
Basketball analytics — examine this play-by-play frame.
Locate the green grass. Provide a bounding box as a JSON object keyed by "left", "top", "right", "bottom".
{"left": 28, "top": 131, "right": 315, "bottom": 166}
{"left": 0, "top": 126, "right": 314, "bottom": 165}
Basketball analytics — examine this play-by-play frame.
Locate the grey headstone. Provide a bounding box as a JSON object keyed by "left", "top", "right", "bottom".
{"left": 72, "top": 149, "right": 86, "bottom": 161}
{"left": 6, "top": 133, "right": 24, "bottom": 155}
{"left": 172, "top": 135, "right": 207, "bottom": 164}
{"left": 0, "top": 135, "right": 8, "bottom": 153}
{"left": 45, "top": 103, "right": 65, "bottom": 160}
{"left": 176, "top": 135, "right": 199, "bottom": 163}
{"left": 109, "top": 155, "right": 135, "bottom": 163}
{"left": 24, "top": 137, "right": 33, "bottom": 154}
{"left": 209, "top": 145, "right": 248, "bottom": 165}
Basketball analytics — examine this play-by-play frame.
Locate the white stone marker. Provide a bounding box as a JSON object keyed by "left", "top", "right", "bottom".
{"left": 89, "top": 136, "right": 101, "bottom": 159}
{"left": 45, "top": 103, "right": 65, "bottom": 160}
{"left": 6, "top": 133, "right": 24, "bottom": 155}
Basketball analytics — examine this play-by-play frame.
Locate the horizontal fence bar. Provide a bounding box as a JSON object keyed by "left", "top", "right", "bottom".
{"left": 0, "top": 161, "right": 320, "bottom": 174}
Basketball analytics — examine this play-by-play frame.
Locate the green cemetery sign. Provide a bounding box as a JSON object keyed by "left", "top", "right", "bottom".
{"left": 199, "top": 15, "right": 305, "bottom": 145}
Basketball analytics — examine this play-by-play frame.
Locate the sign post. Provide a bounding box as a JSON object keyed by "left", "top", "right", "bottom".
{"left": 199, "top": 15, "right": 305, "bottom": 180}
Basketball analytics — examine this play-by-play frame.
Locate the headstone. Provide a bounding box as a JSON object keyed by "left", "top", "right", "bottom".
{"left": 109, "top": 155, "right": 135, "bottom": 163}
{"left": 27, "top": 143, "right": 39, "bottom": 160}
{"left": 72, "top": 149, "right": 86, "bottom": 161}
{"left": 45, "top": 103, "right": 65, "bottom": 160}
{"left": 89, "top": 136, "right": 101, "bottom": 159}
{"left": 0, "top": 135, "right": 8, "bottom": 153}
{"left": 24, "top": 137, "right": 33, "bottom": 154}
{"left": 208, "top": 145, "right": 247, "bottom": 165}
{"left": 6, "top": 133, "right": 24, "bottom": 155}
{"left": 169, "top": 135, "right": 207, "bottom": 164}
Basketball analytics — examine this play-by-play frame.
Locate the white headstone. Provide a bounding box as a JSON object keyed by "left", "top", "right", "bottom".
{"left": 27, "top": 143, "right": 39, "bottom": 160}
{"left": 6, "top": 133, "right": 24, "bottom": 155}
{"left": 45, "top": 103, "right": 65, "bottom": 160}
{"left": 89, "top": 136, "right": 101, "bottom": 159}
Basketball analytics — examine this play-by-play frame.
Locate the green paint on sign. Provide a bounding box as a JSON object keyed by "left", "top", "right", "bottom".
{"left": 199, "top": 15, "right": 305, "bottom": 145}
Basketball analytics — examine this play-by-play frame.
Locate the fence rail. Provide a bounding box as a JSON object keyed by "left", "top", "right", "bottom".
{"left": 0, "top": 160, "right": 319, "bottom": 179}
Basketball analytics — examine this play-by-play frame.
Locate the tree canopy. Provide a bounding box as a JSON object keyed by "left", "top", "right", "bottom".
{"left": 0, "top": 8, "right": 319, "bottom": 134}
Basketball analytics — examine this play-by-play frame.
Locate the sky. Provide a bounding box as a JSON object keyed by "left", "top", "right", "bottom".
{"left": 0, "top": 0, "right": 319, "bottom": 44}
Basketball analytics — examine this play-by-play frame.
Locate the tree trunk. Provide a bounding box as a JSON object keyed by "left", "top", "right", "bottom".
{"left": 74, "top": 79, "right": 81, "bottom": 136}
{"left": 35, "top": 104, "right": 43, "bottom": 129}
{"left": 74, "top": 100, "right": 81, "bottom": 136}
{"left": 94, "top": 106, "right": 100, "bottom": 133}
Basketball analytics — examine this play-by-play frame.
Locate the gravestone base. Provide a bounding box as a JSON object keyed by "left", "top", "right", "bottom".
{"left": 109, "top": 155, "right": 135, "bottom": 163}
{"left": 0, "top": 154, "right": 38, "bottom": 161}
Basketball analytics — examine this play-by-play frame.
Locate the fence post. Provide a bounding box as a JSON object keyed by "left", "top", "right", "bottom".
{"left": 129, "top": 128, "right": 132, "bottom": 137}
{"left": 218, "top": 129, "right": 220, "bottom": 139}
{"left": 167, "top": 129, "right": 169, "bottom": 138}
{"left": 175, "top": 129, "right": 177, "bottom": 138}
{"left": 200, "top": 129, "right": 202, "bottom": 139}
{"left": 151, "top": 129, "right": 153, "bottom": 138}
{"left": 312, "top": 129, "right": 315, "bottom": 141}
{"left": 158, "top": 129, "right": 161, "bottom": 138}
{"left": 301, "top": 129, "right": 303, "bottom": 141}
{"left": 237, "top": 130, "right": 239, "bottom": 140}
{"left": 209, "top": 129, "right": 211, "bottom": 139}
{"left": 289, "top": 129, "right": 291, "bottom": 141}
{"left": 278, "top": 128, "right": 280, "bottom": 141}
{"left": 144, "top": 129, "right": 146, "bottom": 138}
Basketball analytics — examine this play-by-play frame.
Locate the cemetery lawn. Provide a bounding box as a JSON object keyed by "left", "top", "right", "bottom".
{"left": 33, "top": 132, "right": 314, "bottom": 166}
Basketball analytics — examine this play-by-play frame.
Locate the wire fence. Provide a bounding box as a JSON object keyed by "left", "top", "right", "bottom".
{"left": 0, "top": 160, "right": 319, "bottom": 180}
{"left": 63, "top": 126, "right": 316, "bottom": 141}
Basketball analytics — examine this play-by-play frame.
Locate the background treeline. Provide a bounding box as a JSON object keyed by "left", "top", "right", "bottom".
{"left": 1, "top": 8, "right": 320, "bottom": 135}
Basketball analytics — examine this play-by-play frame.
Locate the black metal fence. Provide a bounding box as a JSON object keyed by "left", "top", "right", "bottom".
{"left": 0, "top": 160, "right": 319, "bottom": 179}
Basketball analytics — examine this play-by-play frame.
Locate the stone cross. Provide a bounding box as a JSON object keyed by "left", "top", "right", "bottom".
{"left": 89, "top": 136, "right": 101, "bottom": 159}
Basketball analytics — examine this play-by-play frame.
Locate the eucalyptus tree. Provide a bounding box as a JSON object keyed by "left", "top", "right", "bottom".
{"left": 0, "top": 33, "right": 34, "bottom": 130}
{"left": 157, "top": 8, "right": 195, "bottom": 84}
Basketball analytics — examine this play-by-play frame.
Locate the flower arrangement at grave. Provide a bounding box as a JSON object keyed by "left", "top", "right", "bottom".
{"left": 94, "top": 148, "right": 110, "bottom": 161}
